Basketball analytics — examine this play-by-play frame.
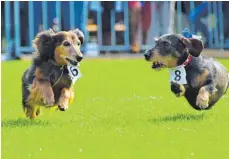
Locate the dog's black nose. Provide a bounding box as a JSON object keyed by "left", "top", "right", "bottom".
{"left": 144, "top": 50, "right": 151, "bottom": 61}
{"left": 76, "top": 56, "right": 83, "bottom": 62}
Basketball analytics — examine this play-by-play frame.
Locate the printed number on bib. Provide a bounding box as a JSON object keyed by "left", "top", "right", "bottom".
{"left": 169, "top": 66, "right": 187, "bottom": 84}
{"left": 67, "top": 65, "right": 82, "bottom": 84}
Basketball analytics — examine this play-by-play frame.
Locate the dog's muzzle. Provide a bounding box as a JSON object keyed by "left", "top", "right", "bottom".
{"left": 144, "top": 50, "right": 152, "bottom": 61}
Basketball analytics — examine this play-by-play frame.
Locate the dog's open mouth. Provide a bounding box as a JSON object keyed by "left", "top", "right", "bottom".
{"left": 60, "top": 55, "right": 79, "bottom": 66}
{"left": 152, "top": 61, "right": 165, "bottom": 69}
{"left": 66, "top": 58, "right": 78, "bottom": 66}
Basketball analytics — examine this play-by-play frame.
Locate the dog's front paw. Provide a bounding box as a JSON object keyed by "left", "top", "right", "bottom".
{"left": 170, "top": 81, "right": 185, "bottom": 97}
{"left": 196, "top": 93, "right": 209, "bottom": 109}
{"left": 58, "top": 99, "right": 69, "bottom": 111}
{"left": 42, "top": 88, "right": 55, "bottom": 106}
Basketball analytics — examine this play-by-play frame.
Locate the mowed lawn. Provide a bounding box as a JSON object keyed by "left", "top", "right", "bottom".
{"left": 1, "top": 58, "right": 229, "bottom": 159}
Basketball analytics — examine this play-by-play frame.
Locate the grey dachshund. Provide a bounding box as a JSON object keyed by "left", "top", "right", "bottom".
{"left": 144, "top": 34, "right": 229, "bottom": 110}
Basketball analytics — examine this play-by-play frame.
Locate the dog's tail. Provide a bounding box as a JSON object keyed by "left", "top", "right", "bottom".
{"left": 21, "top": 69, "right": 30, "bottom": 112}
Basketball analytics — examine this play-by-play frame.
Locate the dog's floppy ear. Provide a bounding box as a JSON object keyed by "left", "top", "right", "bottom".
{"left": 72, "top": 29, "right": 84, "bottom": 45}
{"left": 33, "top": 29, "right": 55, "bottom": 62}
{"left": 182, "top": 37, "right": 204, "bottom": 57}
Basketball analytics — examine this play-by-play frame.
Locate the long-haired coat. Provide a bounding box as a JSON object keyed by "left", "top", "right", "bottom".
{"left": 22, "top": 29, "right": 84, "bottom": 119}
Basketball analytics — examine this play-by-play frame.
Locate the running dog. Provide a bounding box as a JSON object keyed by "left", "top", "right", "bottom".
{"left": 22, "top": 29, "right": 84, "bottom": 119}
{"left": 144, "top": 34, "right": 229, "bottom": 110}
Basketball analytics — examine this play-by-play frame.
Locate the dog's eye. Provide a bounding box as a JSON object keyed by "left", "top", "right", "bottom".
{"left": 63, "top": 41, "right": 71, "bottom": 46}
{"left": 77, "top": 41, "right": 81, "bottom": 46}
{"left": 161, "top": 41, "right": 170, "bottom": 48}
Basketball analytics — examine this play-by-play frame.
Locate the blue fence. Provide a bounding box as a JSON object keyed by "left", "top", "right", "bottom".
{"left": 1, "top": 1, "right": 229, "bottom": 59}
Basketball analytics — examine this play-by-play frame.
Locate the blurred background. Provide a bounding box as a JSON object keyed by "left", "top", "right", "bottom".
{"left": 1, "top": 1, "right": 229, "bottom": 60}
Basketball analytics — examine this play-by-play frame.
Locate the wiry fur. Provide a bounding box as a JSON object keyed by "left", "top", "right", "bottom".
{"left": 144, "top": 34, "right": 229, "bottom": 110}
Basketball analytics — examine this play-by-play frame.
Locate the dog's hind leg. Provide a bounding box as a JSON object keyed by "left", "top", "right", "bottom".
{"left": 24, "top": 104, "right": 40, "bottom": 119}
{"left": 22, "top": 96, "right": 37, "bottom": 119}
{"left": 24, "top": 87, "right": 42, "bottom": 119}
{"left": 196, "top": 83, "right": 217, "bottom": 109}
{"left": 36, "top": 107, "right": 41, "bottom": 116}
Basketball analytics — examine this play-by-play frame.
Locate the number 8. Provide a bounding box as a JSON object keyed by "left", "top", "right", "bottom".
{"left": 174, "top": 70, "right": 181, "bottom": 81}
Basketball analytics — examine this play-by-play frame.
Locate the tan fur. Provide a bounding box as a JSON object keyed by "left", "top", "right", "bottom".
{"left": 153, "top": 53, "right": 178, "bottom": 68}
{"left": 54, "top": 45, "right": 69, "bottom": 65}
{"left": 177, "top": 84, "right": 186, "bottom": 97}
{"left": 23, "top": 29, "right": 84, "bottom": 119}
{"left": 26, "top": 78, "right": 55, "bottom": 118}
{"left": 196, "top": 87, "right": 210, "bottom": 109}
{"left": 58, "top": 88, "right": 74, "bottom": 110}
{"left": 54, "top": 31, "right": 82, "bottom": 65}
{"left": 194, "top": 69, "right": 209, "bottom": 87}
{"left": 25, "top": 105, "right": 40, "bottom": 119}
{"left": 195, "top": 70, "right": 213, "bottom": 109}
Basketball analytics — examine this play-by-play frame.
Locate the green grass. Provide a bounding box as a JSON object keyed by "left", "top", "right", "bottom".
{"left": 1, "top": 58, "right": 229, "bottom": 159}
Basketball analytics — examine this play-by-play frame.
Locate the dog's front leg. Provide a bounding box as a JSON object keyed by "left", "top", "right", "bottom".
{"left": 34, "top": 67, "right": 55, "bottom": 106}
{"left": 57, "top": 88, "right": 74, "bottom": 111}
{"left": 26, "top": 78, "right": 54, "bottom": 119}
{"left": 29, "top": 78, "right": 55, "bottom": 106}
{"left": 40, "top": 80, "right": 55, "bottom": 106}
{"left": 196, "top": 84, "right": 217, "bottom": 109}
{"left": 170, "top": 81, "right": 186, "bottom": 97}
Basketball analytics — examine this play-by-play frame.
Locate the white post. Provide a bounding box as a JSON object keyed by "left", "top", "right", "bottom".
{"left": 168, "top": 1, "right": 175, "bottom": 34}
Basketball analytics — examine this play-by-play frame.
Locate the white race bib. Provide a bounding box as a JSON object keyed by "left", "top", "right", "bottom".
{"left": 67, "top": 65, "right": 82, "bottom": 84}
{"left": 169, "top": 65, "right": 187, "bottom": 84}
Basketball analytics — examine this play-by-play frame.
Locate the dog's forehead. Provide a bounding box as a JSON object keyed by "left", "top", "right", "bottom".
{"left": 159, "top": 34, "right": 183, "bottom": 45}
{"left": 55, "top": 31, "right": 78, "bottom": 42}
{"left": 68, "top": 31, "right": 78, "bottom": 40}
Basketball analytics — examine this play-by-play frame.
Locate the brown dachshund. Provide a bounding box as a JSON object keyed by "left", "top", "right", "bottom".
{"left": 22, "top": 29, "right": 84, "bottom": 119}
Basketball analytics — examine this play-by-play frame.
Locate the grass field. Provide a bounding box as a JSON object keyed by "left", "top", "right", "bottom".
{"left": 1, "top": 58, "right": 229, "bottom": 159}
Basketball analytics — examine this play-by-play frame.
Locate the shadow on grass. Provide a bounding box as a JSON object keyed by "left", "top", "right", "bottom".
{"left": 1, "top": 118, "right": 51, "bottom": 128}
{"left": 149, "top": 113, "right": 204, "bottom": 124}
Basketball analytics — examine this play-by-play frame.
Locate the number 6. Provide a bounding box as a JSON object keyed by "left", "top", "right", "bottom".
{"left": 70, "top": 66, "right": 78, "bottom": 77}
